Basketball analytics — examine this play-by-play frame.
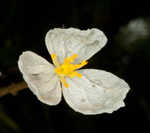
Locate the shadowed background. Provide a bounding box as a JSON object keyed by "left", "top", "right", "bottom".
{"left": 0, "top": 0, "right": 150, "bottom": 133}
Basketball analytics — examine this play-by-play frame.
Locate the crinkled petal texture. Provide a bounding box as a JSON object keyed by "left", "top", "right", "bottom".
{"left": 45, "top": 28, "right": 107, "bottom": 64}
{"left": 18, "top": 51, "right": 62, "bottom": 105}
{"left": 62, "top": 69, "right": 130, "bottom": 115}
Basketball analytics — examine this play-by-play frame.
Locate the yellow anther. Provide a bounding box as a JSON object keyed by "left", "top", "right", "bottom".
{"left": 69, "top": 71, "right": 82, "bottom": 78}
{"left": 60, "top": 77, "right": 69, "bottom": 88}
{"left": 75, "top": 72, "right": 82, "bottom": 78}
{"left": 51, "top": 53, "right": 56, "bottom": 59}
{"left": 71, "top": 54, "right": 78, "bottom": 60}
{"left": 74, "top": 60, "right": 88, "bottom": 69}
{"left": 64, "top": 54, "right": 78, "bottom": 64}
{"left": 51, "top": 53, "right": 59, "bottom": 67}
{"left": 51, "top": 53, "right": 88, "bottom": 88}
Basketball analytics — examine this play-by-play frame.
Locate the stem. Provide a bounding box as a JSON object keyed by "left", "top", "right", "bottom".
{"left": 0, "top": 81, "right": 27, "bottom": 97}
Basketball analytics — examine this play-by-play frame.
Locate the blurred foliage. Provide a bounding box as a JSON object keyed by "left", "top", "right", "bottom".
{"left": 0, "top": 0, "right": 150, "bottom": 133}
{"left": 0, "top": 105, "right": 20, "bottom": 133}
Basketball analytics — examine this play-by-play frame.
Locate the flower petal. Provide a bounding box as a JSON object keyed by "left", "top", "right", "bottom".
{"left": 18, "top": 51, "right": 62, "bottom": 105}
{"left": 45, "top": 28, "right": 107, "bottom": 64}
{"left": 62, "top": 69, "right": 130, "bottom": 115}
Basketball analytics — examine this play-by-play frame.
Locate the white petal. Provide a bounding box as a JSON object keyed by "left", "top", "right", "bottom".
{"left": 18, "top": 51, "right": 62, "bottom": 105}
{"left": 45, "top": 28, "right": 107, "bottom": 64}
{"left": 62, "top": 69, "right": 130, "bottom": 115}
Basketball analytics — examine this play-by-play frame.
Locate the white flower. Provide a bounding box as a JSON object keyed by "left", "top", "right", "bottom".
{"left": 18, "top": 28, "right": 130, "bottom": 115}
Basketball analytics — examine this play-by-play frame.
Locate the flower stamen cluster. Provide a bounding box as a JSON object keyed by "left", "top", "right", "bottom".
{"left": 51, "top": 53, "right": 88, "bottom": 88}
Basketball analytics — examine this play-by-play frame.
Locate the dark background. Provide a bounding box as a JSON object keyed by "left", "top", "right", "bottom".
{"left": 0, "top": 0, "right": 150, "bottom": 133}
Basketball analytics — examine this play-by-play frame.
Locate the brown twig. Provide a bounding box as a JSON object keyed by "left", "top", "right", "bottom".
{"left": 0, "top": 81, "right": 28, "bottom": 97}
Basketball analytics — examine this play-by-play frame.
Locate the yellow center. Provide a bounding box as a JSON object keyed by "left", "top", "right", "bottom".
{"left": 51, "top": 53, "right": 88, "bottom": 88}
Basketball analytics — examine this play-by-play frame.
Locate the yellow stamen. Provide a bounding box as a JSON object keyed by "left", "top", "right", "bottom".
{"left": 74, "top": 60, "right": 88, "bottom": 69}
{"left": 64, "top": 54, "right": 78, "bottom": 64}
{"left": 60, "top": 77, "right": 69, "bottom": 88}
{"left": 51, "top": 53, "right": 59, "bottom": 67}
{"left": 50, "top": 53, "right": 88, "bottom": 88}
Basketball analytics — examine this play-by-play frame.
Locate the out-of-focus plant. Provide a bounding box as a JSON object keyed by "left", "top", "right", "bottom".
{"left": 115, "top": 18, "right": 150, "bottom": 53}
{"left": 0, "top": 105, "right": 20, "bottom": 133}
